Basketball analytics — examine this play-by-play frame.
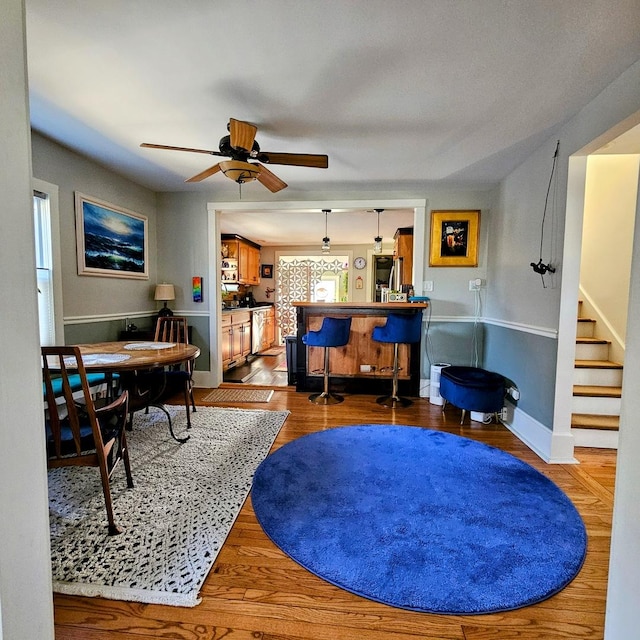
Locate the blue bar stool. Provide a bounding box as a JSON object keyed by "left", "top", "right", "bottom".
{"left": 302, "top": 316, "right": 352, "bottom": 404}
{"left": 372, "top": 312, "right": 423, "bottom": 408}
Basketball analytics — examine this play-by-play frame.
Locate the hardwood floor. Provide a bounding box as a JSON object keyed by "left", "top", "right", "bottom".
{"left": 223, "top": 347, "right": 289, "bottom": 386}
{"left": 53, "top": 388, "right": 616, "bottom": 640}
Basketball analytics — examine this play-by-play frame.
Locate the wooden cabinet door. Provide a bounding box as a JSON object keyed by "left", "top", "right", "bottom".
{"left": 221, "top": 316, "right": 233, "bottom": 369}
{"left": 264, "top": 309, "right": 275, "bottom": 349}
{"left": 248, "top": 246, "right": 260, "bottom": 285}
{"left": 238, "top": 242, "right": 260, "bottom": 285}
{"left": 237, "top": 242, "right": 249, "bottom": 284}
{"left": 231, "top": 323, "right": 243, "bottom": 361}
{"left": 238, "top": 319, "right": 252, "bottom": 357}
{"left": 393, "top": 229, "right": 414, "bottom": 286}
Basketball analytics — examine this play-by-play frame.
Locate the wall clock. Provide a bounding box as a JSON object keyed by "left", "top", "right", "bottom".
{"left": 354, "top": 257, "right": 367, "bottom": 270}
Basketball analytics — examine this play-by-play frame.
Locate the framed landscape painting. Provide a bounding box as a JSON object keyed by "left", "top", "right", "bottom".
{"left": 429, "top": 210, "right": 480, "bottom": 267}
{"left": 75, "top": 192, "right": 149, "bottom": 279}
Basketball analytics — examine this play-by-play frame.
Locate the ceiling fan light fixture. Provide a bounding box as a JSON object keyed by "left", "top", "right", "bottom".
{"left": 219, "top": 160, "right": 260, "bottom": 184}
{"left": 373, "top": 208, "right": 384, "bottom": 254}
{"left": 321, "top": 209, "right": 331, "bottom": 253}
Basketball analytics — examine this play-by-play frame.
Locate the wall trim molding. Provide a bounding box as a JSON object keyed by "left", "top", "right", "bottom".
{"left": 482, "top": 316, "right": 558, "bottom": 339}
{"left": 64, "top": 310, "right": 210, "bottom": 325}
{"left": 429, "top": 315, "right": 558, "bottom": 339}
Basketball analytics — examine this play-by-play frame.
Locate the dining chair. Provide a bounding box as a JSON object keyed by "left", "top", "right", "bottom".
{"left": 155, "top": 316, "right": 196, "bottom": 422}
{"left": 42, "top": 346, "right": 134, "bottom": 535}
{"left": 130, "top": 316, "right": 196, "bottom": 435}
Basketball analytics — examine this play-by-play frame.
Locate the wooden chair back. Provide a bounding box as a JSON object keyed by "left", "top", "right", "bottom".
{"left": 42, "top": 346, "right": 133, "bottom": 535}
{"left": 155, "top": 316, "right": 189, "bottom": 344}
{"left": 149, "top": 315, "right": 196, "bottom": 429}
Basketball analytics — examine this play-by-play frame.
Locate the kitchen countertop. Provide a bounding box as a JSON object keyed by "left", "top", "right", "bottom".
{"left": 221, "top": 303, "right": 274, "bottom": 313}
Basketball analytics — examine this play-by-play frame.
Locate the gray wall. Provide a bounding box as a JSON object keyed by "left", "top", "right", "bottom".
{"left": 31, "top": 132, "right": 159, "bottom": 331}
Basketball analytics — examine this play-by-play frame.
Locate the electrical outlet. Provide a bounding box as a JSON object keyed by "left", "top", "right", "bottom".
{"left": 469, "top": 278, "right": 483, "bottom": 291}
{"left": 500, "top": 407, "right": 509, "bottom": 420}
{"left": 423, "top": 280, "right": 434, "bottom": 292}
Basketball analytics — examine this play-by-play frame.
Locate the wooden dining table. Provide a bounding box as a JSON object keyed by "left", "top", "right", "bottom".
{"left": 71, "top": 340, "right": 200, "bottom": 443}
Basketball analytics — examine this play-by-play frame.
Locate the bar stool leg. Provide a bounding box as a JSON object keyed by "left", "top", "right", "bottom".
{"left": 377, "top": 342, "right": 412, "bottom": 408}
{"left": 309, "top": 346, "right": 344, "bottom": 405}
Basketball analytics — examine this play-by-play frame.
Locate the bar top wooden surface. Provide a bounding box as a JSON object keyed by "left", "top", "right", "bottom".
{"left": 292, "top": 301, "right": 428, "bottom": 309}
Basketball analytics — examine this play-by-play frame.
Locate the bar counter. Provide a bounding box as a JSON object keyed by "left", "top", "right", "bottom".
{"left": 293, "top": 301, "right": 428, "bottom": 397}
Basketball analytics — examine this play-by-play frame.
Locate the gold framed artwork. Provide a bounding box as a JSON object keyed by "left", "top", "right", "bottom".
{"left": 429, "top": 210, "right": 480, "bottom": 267}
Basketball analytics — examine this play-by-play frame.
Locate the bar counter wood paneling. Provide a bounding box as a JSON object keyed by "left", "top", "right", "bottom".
{"left": 293, "top": 301, "right": 427, "bottom": 396}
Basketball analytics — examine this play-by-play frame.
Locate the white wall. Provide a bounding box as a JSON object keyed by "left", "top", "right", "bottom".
{"left": 581, "top": 154, "right": 639, "bottom": 359}
{"left": 606, "top": 182, "right": 640, "bottom": 637}
{"left": 0, "top": 1, "right": 55, "bottom": 637}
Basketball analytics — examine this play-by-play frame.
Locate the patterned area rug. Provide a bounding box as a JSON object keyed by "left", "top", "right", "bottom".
{"left": 48, "top": 405, "right": 289, "bottom": 606}
{"left": 202, "top": 388, "right": 274, "bottom": 403}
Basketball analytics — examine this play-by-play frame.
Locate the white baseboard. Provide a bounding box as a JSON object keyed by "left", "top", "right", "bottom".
{"left": 192, "top": 370, "right": 217, "bottom": 388}
{"left": 502, "top": 405, "right": 578, "bottom": 464}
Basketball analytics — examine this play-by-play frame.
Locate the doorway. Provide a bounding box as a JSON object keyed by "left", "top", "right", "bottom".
{"left": 205, "top": 199, "right": 427, "bottom": 388}
{"left": 555, "top": 121, "right": 640, "bottom": 453}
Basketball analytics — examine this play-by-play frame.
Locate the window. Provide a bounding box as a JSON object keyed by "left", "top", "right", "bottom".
{"left": 32, "top": 179, "right": 62, "bottom": 345}
{"left": 34, "top": 191, "right": 55, "bottom": 345}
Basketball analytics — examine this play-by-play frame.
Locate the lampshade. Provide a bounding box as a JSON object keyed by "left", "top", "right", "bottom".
{"left": 154, "top": 283, "right": 175, "bottom": 301}
{"left": 219, "top": 160, "right": 260, "bottom": 184}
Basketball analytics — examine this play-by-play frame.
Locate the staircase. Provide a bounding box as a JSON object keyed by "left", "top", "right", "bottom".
{"left": 571, "top": 302, "right": 622, "bottom": 448}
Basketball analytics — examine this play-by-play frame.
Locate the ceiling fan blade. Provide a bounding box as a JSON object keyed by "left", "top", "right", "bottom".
{"left": 257, "top": 152, "right": 328, "bottom": 168}
{"left": 229, "top": 118, "right": 257, "bottom": 153}
{"left": 140, "top": 142, "right": 222, "bottom": 156}
{"left": 185, "top": 163, "right": 222, "bottom": 183}
{"left": 256, "top": 164, "right": 288, "bottom": 193}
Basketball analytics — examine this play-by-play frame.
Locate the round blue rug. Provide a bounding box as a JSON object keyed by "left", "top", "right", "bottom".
{"left": 251, "top": 425, "right": 587, "bottom": 614}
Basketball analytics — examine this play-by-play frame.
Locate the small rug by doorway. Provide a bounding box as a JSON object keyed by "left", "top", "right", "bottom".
{"left": 252, "top": 425, "right": 587, "bottom": 615}
{"left": 260, "top": 347, "right": 284, "bottom": 356}
{"left": 202, "top": 388, "right": 274, "bottom": 403}
{"left": 48, "top": 405, "right": 288, "bottom": 606}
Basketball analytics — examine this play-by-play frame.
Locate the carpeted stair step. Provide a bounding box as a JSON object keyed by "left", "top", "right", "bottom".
{"left": 571, "top": 413, "right": 619, "bottom": 431}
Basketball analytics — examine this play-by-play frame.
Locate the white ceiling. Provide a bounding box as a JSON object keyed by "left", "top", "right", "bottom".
{"left": 24, "top": 1, "right": 640, "bottom": 244}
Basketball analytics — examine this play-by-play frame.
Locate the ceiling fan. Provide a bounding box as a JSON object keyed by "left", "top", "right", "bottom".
{"left": 140, "top": 118, "right": 328, "bottom": 192}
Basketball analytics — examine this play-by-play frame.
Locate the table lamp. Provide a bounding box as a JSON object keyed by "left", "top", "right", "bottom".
{"left": 155, "top": 283, "right": 175, "bottom": 317}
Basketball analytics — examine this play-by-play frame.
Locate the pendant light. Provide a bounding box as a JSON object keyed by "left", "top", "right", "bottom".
{"left": 321, "top": 209, "right": 331, "bottom": 253}
{"left": 373, "top": 208, "right": 384, "bottom": 254}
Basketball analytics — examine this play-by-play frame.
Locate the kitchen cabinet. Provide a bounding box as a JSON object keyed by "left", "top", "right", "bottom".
{"left": 221, "top": 234, "right": 261, "bottom": 285}
{"left": 221, "top": 310, "right": 252, "bottom": 370}
{"left": 393, "top": 227, "right": 413, "bottom": 287}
